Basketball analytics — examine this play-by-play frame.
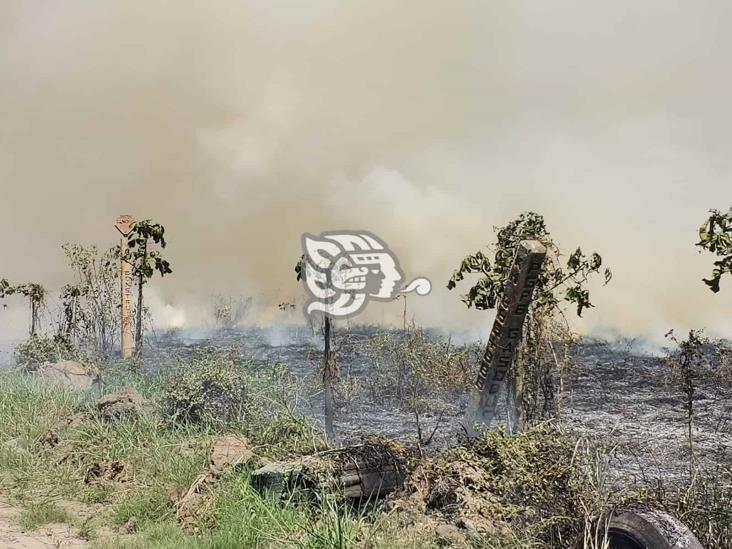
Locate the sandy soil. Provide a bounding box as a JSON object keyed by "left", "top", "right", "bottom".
{"left": 0, "top": 497, "right": 87, "bottom": 549}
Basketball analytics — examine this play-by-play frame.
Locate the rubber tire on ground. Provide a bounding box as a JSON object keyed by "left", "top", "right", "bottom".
{"left": 605, "top": 510, "right": 705, "bottom": 549}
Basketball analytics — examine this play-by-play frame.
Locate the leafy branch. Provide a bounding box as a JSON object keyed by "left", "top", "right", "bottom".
{"left": 697, "top": 208, "right": 732, "bottom": 293}
{"left": 447, "top": 211, "right": 611, "bottom": 316}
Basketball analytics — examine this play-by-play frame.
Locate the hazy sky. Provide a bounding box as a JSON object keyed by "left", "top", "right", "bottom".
{"left": 1, "top": 1, "right": 731, "bottom": 343}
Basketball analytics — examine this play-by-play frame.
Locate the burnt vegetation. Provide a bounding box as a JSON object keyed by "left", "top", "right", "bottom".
{"left": 0, "top": 210, "right": 730, "bottom": 548}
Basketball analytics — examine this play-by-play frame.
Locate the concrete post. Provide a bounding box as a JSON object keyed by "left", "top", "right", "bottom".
{"left": 464, "top": 240, "right": 547, "bottom": 434}
{"left": 114, "top": 214, "right": 136, "bottom": 359}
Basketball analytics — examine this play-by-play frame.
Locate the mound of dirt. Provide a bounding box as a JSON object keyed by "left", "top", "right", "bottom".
{"left": 209, "top": 435, "right": 254, "bottom": 474}
{"left": 40, "top": 413, "right": 87, "bottom": 448}
{"left": 96, "top": 389, "right": 155, "bottom": 420}
{"left": 177, "top": 435, "right": 256, "bottom": 532}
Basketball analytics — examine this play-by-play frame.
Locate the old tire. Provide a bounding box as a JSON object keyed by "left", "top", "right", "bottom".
{"left": 605, "top": 510, "right": 704, "bottom": 549}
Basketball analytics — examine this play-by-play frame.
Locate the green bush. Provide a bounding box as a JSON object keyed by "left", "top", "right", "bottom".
{"left": 13, "top": 335, "right": 86, "bottom": 370}
{"left": 164, "top": 349, "right": 250, "bottom": 426}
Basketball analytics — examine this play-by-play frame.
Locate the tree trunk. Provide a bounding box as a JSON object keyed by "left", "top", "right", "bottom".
{"left": 134, "top": 242, "right": 147, "bottom": 359}
{"left": 29, "top": 300, "right": 37, "bottom": 337}
{"left": 323, "top": 315, "right": 336, "bottom": 442}
{"left": 134, "top": 272, "right": 144, "bottom": 358}
{"left": 687, "top": 396, "right": 694, "bottom": 463}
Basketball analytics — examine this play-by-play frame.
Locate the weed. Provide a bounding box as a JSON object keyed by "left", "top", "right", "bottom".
{"left": 18, "top": 501, "right": 71, "bottom": 530}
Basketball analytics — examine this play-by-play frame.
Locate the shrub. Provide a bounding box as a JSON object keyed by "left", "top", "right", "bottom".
{"left": 13, "top": 335, "right": 86, "bottom": 370}
{"left": 393, "top": 424, "right": 598, "bottom": 546}
{"left": 368, "top": 326, "right": 477, "bottom": 444}
{"left": 164, "top": 349, "right": 250, "bottom": 426}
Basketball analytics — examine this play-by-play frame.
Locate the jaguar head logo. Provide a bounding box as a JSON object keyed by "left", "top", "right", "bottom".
{"left": 300, "top": 231, "right": 430, "bottom": 319}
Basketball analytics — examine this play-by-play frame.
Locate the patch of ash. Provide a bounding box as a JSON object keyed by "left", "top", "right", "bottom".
{"left": 144, "top": 326, "right": 732, "bottom": 488}
{"left": 564, "top": 340, "right": 732, "bottom": 488}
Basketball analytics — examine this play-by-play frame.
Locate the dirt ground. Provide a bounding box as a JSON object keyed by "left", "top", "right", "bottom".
{"left": 0, "top": 496, "right": 87, "bottom": 549}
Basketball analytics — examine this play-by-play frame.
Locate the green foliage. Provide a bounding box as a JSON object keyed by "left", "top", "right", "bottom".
{"left": 164, "top": 350, "right": 249, "bottom": 426}
{"left": 0, "top": 280, "right": 45, "bottom": 304}
{"left": 446, "top": 212, "right": 611, "bottom": 427}
{"left": 665, "top": 329, "right": 710, "bottom": 398}
{"left": 0, "top": 279, "right": 46, "bottom": 335}
{"left": 13, "top": 335, "right": 86, "bottom": 369}
{"left": 447, "top": 211, "right": 611, "bottom": 317}
{"left": 113, "top": 488, "right": 173, "bottom": 527}
{"left": 0, "top": 277, "right": 13, "bottom": 299}
{"left": 641, "top": 470, "right": 732, "bottom": 549}
{"left": 124, "top": 220, "right": 173, "bottom": 282}
{"left": 163, "top": 349, "right": 318, "bottom": 449}
{"left": 697, "top": 207, "right": 732, "bottom": 292}
{"left": 401, "top": 424, "right": 589, "bottom": 546}
{"left": 122, "top": 219, "right": 173, "bottom": 357}
{"left": 18, "top": 502, "right": 71, "bottom": 530}
{"left": 664, "top": 329, "right": 712, "bottom": 459}
{"left": 60, "top": 243, "right": 121, "bottom": 359}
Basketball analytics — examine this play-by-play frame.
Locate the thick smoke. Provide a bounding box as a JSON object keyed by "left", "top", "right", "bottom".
{"left": 1, "top": 0, "right": 731, "bottom": 344}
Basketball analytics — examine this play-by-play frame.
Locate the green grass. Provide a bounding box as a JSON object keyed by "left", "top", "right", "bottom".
{"left": 18, "top": 501, "right": 71, "bottom": 530}
{"left": 0, "top": 369, "right": 431, "bottom": 548}
{"left": 13, "top": 358, "right": 726, "bottom": 549}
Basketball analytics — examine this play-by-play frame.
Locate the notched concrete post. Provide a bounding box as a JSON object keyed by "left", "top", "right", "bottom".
{"left": 463, "top": 240, "right": 546, "bottom": 435}
{"left": 114, "top": 214, "right": 136, "bottom": 359}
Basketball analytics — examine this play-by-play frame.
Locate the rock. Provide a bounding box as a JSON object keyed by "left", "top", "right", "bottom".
{"left": 34, "top": 360, "right": 100, "bottom": 392}
{"left": 209, "top": 436, "right": 254, "bottom": 475}
{"left": 96, "top": 389, "right": 154, "bottom": 420}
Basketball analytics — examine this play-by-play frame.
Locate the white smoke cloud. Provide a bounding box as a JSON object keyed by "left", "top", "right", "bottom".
{"left": 0, "top": 0, "right": 731, "bottom": 345}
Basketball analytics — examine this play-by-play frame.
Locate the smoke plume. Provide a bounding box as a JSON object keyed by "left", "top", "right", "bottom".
{"left": 1, "top": 1, "right": 731, "bottom": 344}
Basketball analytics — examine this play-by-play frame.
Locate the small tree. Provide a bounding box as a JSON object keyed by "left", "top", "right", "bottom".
{"left": 0, "top": 279, "right": 45, "bottom": 337}
{"left": 448, "top": 211, "right": 611, "bottom": 429}
{"left": 122, "top": 220, "right": 172, "bottom": 358}
{"left": 296, "top": 256, "right": 337, "bottom": 443}
{"left": 697, "top": 207, "right": 732, "bottom": 293}
{"left": 664, "top": 329, "right": 710, "bottom": 461}
{"left": 369, "top": 326, "right": 475, "bottom": 444}
{"left": 59, "top": 243, "right": 121, "bottom": 359}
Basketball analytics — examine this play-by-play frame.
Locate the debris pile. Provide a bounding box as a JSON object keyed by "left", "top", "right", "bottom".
{"left": 388, "top": 424, "right": 584, "bottom": 544}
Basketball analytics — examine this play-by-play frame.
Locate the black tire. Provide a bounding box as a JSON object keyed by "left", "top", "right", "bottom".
{"left": 608, "top": 510, "right": 704, "bottom": 549}
{"left": 578, "top": 509, "right": 705, "bottom": 549}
